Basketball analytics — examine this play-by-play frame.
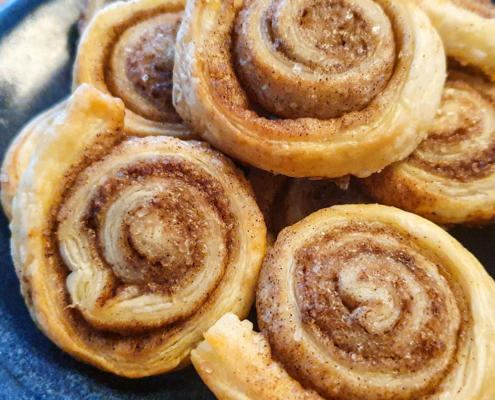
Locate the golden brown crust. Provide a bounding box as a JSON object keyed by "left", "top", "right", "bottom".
{"left": 10, "top": 84, "right": 266, "bottom": 377}
{"left": 74, "top": 0, "right": 196, "bottom": 139}
{"left": 173, "top": 0, "right": 445, "bottom": 178}
{"left": 254, "top": 205, "right": 495, "bottom": 400}
{"left": 1, "top": 100, "right": 66, "bottom": 220}
{"left": 361, "top": 70, "right": 495, "bottom": 225}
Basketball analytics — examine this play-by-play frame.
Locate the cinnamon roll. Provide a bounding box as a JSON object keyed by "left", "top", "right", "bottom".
{"left": 10, "top": 84, "right": 266, "bottom": 377}
{"left": 361, "top": 68, "right": 495, "bottom": 225}
{"left": 1, "top": 100, "right": 66, "bottom": 220}
{"left": 173, "top": 0, "right": 446, "bottom": 178}
{"left": 193, "top": 205, "right": 495, "bottom": 400}
{"left": 75, "top": 0, "right": 195, "bottom": 138}
{"left": 416, "top": 0, "right": 495, "bottom": 79}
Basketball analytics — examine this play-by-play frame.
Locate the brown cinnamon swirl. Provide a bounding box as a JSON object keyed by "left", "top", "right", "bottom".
{"left": 1, "top": 100, "right": 66, "bottom": 220}
{"left": 416, "top": 0, "right": 495, "bottom": 79}
{"left": 173, "top": 0, "right": 446, "bottom": 178}
{"left": 192, "top": 205, "right": 495, "bottom": 400}
{"left": 10, "top": 84, "right": 266, "bottom": 377}
{"left": 74, "top": 0, "right": 195, "bottom": 138}
{"left": 361, "top": 68, "right": 495, "bottom": 225}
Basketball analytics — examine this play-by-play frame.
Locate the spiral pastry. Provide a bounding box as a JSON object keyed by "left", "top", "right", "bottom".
{"left": 361, "top": 69, "right": 495, "bottom": 225}
{"left": 173, "top": 0, "right": 445, "bottom": 178}
{"left": 10, "top": 84, "right": 266, "bottom": 377}
{"left": 75, "top": 0, "right": 195, "bottom": 138}
{"left": 1, "top": 100, "right": 66, "bottom": 220}
{"left": 193, "top": 204, "right": 495, "bottom": 400}
{"left": 416, "top": 0, "right": 495, "bottom": 79}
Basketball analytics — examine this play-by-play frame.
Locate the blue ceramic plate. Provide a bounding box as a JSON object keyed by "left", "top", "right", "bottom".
{"left": 0, "top": 0, "right": 494, "bottom": 398}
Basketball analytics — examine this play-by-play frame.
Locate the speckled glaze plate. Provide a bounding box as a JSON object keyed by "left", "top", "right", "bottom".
{"left": 0, "top": 0, "right": 495, "bottom": 399}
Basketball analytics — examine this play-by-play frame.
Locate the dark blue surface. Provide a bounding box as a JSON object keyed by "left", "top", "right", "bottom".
{"left": 0, "top": 0, "right": 495, "bottom": 398}
{"left": 0, "top": 0, "right": 216, "bottom": 397}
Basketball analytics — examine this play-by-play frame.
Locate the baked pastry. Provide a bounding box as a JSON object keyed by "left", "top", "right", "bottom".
{"left": 10, "top": 84, "right": 266, "bottom": 377}
{"left": 193, "top": 205, "right": 495, "bottom": 400}
{"left": 416, "top": 0, "right": 495, "bottom": 79}
{"left": 75, "top": 0, "right": 194, "bottom": 138}
{"left": 173, "top": 0, "right": 446, "bottom": 178}
{"left": 361, "top": 68, "right": 495, "bottom": 225}
{"left": 1, "top": 100, "right": 66, "bottom": 220}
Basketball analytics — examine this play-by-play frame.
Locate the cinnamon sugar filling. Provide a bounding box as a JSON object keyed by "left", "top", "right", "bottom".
{"left": 126, "top": 20, "right": 181, "bottom": 119}
{"left": 284, "top": 223, "right": 470, "bottom": 397}
{"left": 44, "top": 141, "right": 240, "bottom": 339}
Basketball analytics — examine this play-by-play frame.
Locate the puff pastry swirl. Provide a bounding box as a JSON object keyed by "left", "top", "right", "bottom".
{"left": 173, "top": 0, "right": 445, "bottom": 178}
{"left": 10, "top": 84, "right": 266, "bottom": 377}
{"left": 193, "top": 205, "right": 495, "bottom": 400}
{"left": 361, "top": 69, "right": 495, "bottom": 225}
{"left": 75, "top": 0, "right": 194, "bottom": 138}
{"left": 1, "top": 100, "right": 66, "bottom": 220}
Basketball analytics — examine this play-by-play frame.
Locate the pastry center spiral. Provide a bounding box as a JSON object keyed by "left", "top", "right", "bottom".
{"left": 57, "top": 142, "right": 239, "bottom": 331}
{"left": 106, "top": 192, "right": 205, "bottom": 287}
{"left": 409, "top": 81, "right": 495, "bottom": 182}
{"left": 296, "top": 1, "right": 376, "bottom": 71}
{"left": 233, "top": 0, "right": 396, "bottom": 119}
{"left": 127, "top": 204, "right": 193, "bottom": 266}
{"left": 126, "top": 21, "right": 180, "bottom": 114}
{"left": 337, "top": 262, "right": 402, "bottom": 335}
{"left": 292, "top": 223, "right": 463, "bottom": 394}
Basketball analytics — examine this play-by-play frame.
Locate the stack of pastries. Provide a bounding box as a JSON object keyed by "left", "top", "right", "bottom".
{"left": 2, "top": 0, "right": 495, "bottom": 397}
